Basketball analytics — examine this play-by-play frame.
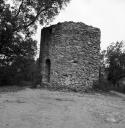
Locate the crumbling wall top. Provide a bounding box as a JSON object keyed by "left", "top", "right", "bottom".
{"left": 42, "top": 21, "right": 100, "bottom": 34}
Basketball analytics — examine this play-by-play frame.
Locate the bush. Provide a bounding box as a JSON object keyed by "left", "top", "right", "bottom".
{"left": 93, "top": 79, "right": 113, "bottom": 91}
{"left": 0, "top": 58, "right": 41, "bottom": 86}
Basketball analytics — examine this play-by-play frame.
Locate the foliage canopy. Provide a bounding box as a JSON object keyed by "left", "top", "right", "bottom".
{"left": 0, "top": 0, "right": 70, "bottom": 85}
{"left": 101, "top": 41, "right": 125, "bottom": 85}
{"left": 0, "top": 0, "right": 70, "bottom": 65}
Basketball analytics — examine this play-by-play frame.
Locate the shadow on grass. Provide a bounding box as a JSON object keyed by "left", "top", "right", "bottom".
{"left": 92, "top": 89, "right": 119, "bottom": 97}
{"left": 0, "top": 86, "right": 27, "bottom": 93}
{"left": 0, "top": 81, "right": 33, "bottom": 93}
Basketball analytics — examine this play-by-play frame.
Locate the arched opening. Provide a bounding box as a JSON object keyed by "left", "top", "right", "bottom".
{"left": 45, "top": 59, "right": 51, "bottom": 82}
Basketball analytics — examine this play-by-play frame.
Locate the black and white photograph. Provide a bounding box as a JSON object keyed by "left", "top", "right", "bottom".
{"left": 0, "top": 0, "right": 125, "bottom": 127}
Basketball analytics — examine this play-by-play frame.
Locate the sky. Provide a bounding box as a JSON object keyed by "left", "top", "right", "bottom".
{"left": 36, "top": 0, "right": 125, "bottom": 52}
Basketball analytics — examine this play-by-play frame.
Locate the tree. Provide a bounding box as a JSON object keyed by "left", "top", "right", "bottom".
{"left": 0, "top": 0, "right": 70, "bottom": 85}
{"left": 103, "top": 41, "right": 125, "bottom": 85}
{"left": 0, "top": 36, "right": 37, "bottom": 66}
{"left": 99, "top": 50, "right": 107, "bottom": 78}
{"left": 0, "top": 0, "right": 70, "bottom": 64}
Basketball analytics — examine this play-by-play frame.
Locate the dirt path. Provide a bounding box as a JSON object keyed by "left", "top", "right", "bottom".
{"left": 0, "top": 88, "right": 125, "bottom": 128}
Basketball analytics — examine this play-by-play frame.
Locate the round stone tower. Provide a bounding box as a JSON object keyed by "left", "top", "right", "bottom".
{"left": 39, "top": 21, "right": 101, "bottom": 91}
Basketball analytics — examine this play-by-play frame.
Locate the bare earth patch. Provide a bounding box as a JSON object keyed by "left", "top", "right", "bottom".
{"left": 0, "top": 87, "right": 125, "bottom": 128}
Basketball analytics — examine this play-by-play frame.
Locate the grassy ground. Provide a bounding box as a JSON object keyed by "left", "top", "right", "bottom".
{"left": 0, "top": 86, "right": 125, "bottom": 128}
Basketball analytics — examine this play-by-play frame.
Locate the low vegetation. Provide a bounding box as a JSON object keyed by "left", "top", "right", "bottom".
{"left": 99, "top": 41, "right": 125, "bottom": 92}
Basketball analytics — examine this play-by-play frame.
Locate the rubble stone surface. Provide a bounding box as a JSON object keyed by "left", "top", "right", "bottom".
{"left": 39, "top": 21, "right": 101, "bottom": 91}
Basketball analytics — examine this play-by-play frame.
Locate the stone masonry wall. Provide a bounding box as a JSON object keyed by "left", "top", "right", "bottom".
{"left": 39, "top": 21, "right": 101, "bottom": 91}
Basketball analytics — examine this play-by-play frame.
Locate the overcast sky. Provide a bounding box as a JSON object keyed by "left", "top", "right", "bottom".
{"left": 37, "top": 0, "right": 125, "bottom": 52}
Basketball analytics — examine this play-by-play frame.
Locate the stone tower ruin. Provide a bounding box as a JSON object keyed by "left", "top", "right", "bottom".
{"left": 39, "top": 22, "right": 101, "bottom": 91}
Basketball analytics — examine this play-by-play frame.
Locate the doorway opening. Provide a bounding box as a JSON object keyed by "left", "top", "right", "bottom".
{"left": 45, "top": 59, "right": 51, "bottom": 82}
